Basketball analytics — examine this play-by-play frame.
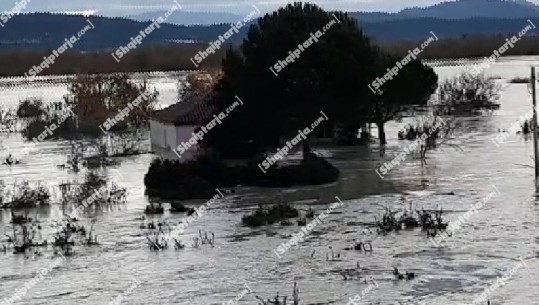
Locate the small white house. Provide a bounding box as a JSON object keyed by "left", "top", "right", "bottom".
{"left": 150, "top": 92, "right": 216, "bottom": 161}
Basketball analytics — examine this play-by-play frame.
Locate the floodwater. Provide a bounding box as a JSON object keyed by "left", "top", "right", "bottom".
{"left": 1, "top": 57, "right": 539, "bottom": 305}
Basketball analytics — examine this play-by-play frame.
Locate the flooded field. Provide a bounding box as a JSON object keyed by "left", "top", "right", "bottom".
{"left": 1, "top": 57, "right": 539, "bottom": 305}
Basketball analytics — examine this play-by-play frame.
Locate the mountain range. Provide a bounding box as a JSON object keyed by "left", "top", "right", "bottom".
{"left": 132, "top": 0, "right": 539, "bottom": 25}
{"left": 357, "top": 0, "right": 539, "bottom": 22}
{"left": 0, "top": 0, "right": 538, "bottom": 52}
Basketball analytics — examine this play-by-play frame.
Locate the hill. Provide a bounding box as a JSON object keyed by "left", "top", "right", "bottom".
{"left": 355, "top": 0, "right": 539, "bottom": 22}
{"left": 0, "top": 11, "right": 537, "bottom": 52}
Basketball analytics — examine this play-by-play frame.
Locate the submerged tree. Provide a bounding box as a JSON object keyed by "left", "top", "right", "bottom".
{"left": 434, "top": 72, "right": 502, "bottom": 115}
{"left": 0, "top": 109, "right": 17, "bottom": 133}
{"left": 399, "top": 116, "right": 460, "bottom": 165}
{"left": 6, "top": 180, "right": 50, "bottom": 209}
{"left": 206, "top": 2, "right": 379, "bottom": 158}
{"left": 368, "top": 53, "right": 438, "bottom": 145}
{"left": 177, "top": 71, "right": 218, "bottom": 102}
{"left": 68, "top": 73, "right": 158, "bottom": 134}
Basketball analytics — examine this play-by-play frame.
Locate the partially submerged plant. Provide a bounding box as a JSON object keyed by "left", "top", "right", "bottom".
{"left": 434, "top": 72, "right": 502, "bottom": 115}
{"left": 255, "top": 282, "right": 300, "bottom": 305}
{"left": 58, "top": 171, "right": 127, "bottom": 213}
{"left": 348, "top": 241, "right": 373, "bottom": 253}
{"left": 53, "top": 226, "right": 75, "bottom": 248}
{"left": 7, "top": 222, "right": 48, "bottom": 254}
{"left": 198, "top": 230, "right": 215, "bottom": 246}
{"left": 242, "top": 203, "right": 299, "bottom": 227}
{"left": 10, "top": 210, "right": 34, "bottom": 224}
{"left": 375, "top": 204, "right": 447, "bottom": 233}
{"left": 192, "top": 237, "right": 200, "bottom": 248}
{"left": 8, "top": 180, "right": 50, "bottom": 209}
{"left": 419, "top": 208, "right": 448, "bottom": 230}
{"left": 173, "top": 238, "right": 185, "bottom": 249}
{"left": 2, "top": 154, "right": 21, "bottom": 166}
{"left": 325, "top": 245, "right": 342, "bottom": 261}
{"left": 145, "top": 227, "right": 168, "bottom": 250}
{"left": 393, "top": 266, "right": 415, "bottom": 280}
{"left": 375, "top": 208, "right": 401, "bottom": 232}
{"left": 62, "top": 142, "right": 85, "bottom": 172}
{"left": 145, "top": 202, "right": 164, "bottom": 215}
{"left": 170, "top": 201, "right": 191, "bottom": 213}
{"left": 0, "top": 108, "right": 18, "bottom": 133}
{"left": 86, "top": 224, "right": 99, "bottom": 245}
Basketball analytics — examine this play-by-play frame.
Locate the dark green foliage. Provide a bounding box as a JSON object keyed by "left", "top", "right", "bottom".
{"left": 205, "top": 3, "right": 379, "bottom": 157}
{"left": 206, "top": 2, "right": 438, "bottom": 153}
{"left": 144, "top": 153, "right": 339, "bottom": 200}
{"left": 258, "top": 152, "right": 339, "bottom": 187}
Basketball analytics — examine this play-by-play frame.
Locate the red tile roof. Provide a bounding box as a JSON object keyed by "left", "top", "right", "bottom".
{"left": 152, "top": 90, "right": 217, "bottom": 125}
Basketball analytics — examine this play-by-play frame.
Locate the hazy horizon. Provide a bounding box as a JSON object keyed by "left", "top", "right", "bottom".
{"left": 4, "top": 0, "right": 539, "bottom": 17}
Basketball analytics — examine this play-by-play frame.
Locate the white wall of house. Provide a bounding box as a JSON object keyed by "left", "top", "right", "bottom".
{"left": 150, "top": 120, "right": 200, "bottom": 161}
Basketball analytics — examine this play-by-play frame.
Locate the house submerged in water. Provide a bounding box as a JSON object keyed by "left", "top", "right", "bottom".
{"left": 150, "top": 90, "right": 217, "bottom": 161}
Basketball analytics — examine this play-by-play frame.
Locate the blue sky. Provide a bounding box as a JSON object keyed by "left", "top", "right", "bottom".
{"left": 3, "top": 0, "right": 539, "bottom": 16}
{"left": 3, "top": 0, "right": 538, "bottom": 16}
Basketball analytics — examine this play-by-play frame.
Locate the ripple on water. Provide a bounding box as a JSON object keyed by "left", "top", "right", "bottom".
{"left": 3, "top": 64, "right": 539, "bottom": 303}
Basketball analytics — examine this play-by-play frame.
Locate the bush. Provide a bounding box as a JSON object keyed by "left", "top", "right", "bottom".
{"left": 16, "top": 98, "right": 45, "bottom": 119}
{"left": 435, "top": 72, "right": 502, "bottom": 115}
{"left": 69, "top": 73, "right": 158, "bottom": 131}
{"left": 241, "top": 203, "right": 299, "bottom": 227}
{"left": 260, "top": 153, "right": 339, "bottom": 187}
{"left": 22, "top": 116, "right": 79, "bottom": 141}
{"left": 144, "top": 153, "right": 339, "bottom": 200}
{"left": 9, "top": 181, "right": 50, "bottom": 209}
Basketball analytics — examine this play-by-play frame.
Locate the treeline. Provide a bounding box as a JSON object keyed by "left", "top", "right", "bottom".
{"left": 0, "top": 44, "right": 226, "bottom": 76}
{"left": 383, "top": 35, "right": 539, "bottom": 60}
{"left": 1, "top": 34, "right": 539, "bottom": 76}
{"left": 360, "top": 17, "right": 539, "bottom": 42}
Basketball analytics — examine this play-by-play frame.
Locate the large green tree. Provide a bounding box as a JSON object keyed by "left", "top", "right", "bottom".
{"left": 206, "top": 2, "right": 379, "bottom": 158}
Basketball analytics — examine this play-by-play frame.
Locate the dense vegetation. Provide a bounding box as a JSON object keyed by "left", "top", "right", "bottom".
{"left": 144, "top": 153, "right": 339, "bottom": 200}
{"left": 204, "top": 3, "right": 437, "bottom": 154}
{"left": 15, "top": 74, "right": 158, "bottom": 139}
{"left": 385, "top": 35, "right": 539, "bottom": 60}
{"left": 434, "top": 72, "right": 502, "bottom": 115}
{"left": 143, "top": 3, "right": 438, "bottom": 199}
{"left": 0, "top": 45, "right": 225, "bottom": 76}
{"left": 2, "top": 36, "right": 539, "bottom": 77}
